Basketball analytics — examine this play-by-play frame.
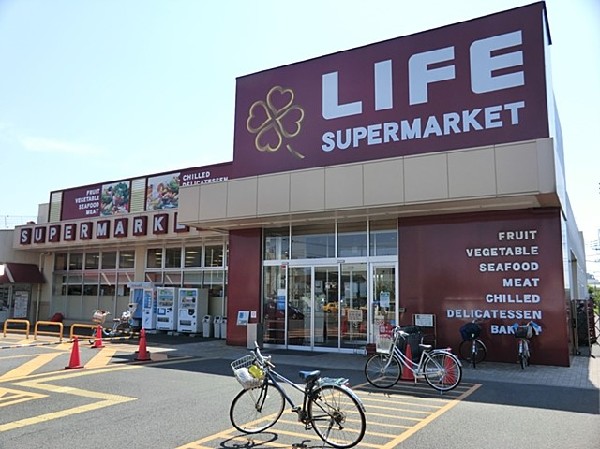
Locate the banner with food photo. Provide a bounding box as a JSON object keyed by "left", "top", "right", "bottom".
{"left": 100, "top": 180, "right": 131, "bottom": 216}
{"left": 146, "top": 172, "right": 180, "bottom": 211}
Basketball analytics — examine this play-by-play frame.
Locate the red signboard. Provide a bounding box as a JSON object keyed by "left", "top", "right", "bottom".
{"left": 232, "top": 3, "right": 548, "bottom": 178}
{"left": 398, "top": 209, "right": 568, "bottom": 366}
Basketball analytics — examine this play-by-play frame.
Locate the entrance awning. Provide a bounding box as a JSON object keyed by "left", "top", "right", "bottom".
{"left": 0, "top": 263, "right": 45, "bottom": 284}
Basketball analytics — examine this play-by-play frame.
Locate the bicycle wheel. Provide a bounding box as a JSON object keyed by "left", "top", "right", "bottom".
{"left": 309, "top": 384, "right": 366, "bottom": 449}
{"left": 365, "top": 353, "right": 401, "bottom": 388}
{"left": 458, "top": 339, "right": 487, "bottom": 368}
{"left": 424, "top": 352, "right": 462, "bottom": 391}
{"left": 472, "top": 340, "right": 487, "bottom": 366}
{"left": 230, "top": 381, "right": 285, "bottom": 434}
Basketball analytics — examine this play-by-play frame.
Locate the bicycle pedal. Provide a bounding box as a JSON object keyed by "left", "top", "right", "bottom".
{"left": 291, "top": 406, "right": 301, "bottom": 414}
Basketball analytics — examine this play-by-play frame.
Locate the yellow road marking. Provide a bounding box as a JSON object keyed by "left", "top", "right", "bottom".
{"left": 0, "top": 353, "right": 63, "bottom": 381}
{"left": 85, "top": 347, "right": 118, "bottom": 369}
{"left": 378, "top": 383, "right": 482, "bottom": 448}
{"left": 0, "top": 367, "right": 141, "bottom": 432}
{"left": 0, "top": 386, "right": 47, "bottom": 407}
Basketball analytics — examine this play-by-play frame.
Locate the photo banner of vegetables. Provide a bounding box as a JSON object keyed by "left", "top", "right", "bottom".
{"left": 100, "top": 181, "right": 131, "bottom": 216}
{"left": 146, "top": 173, "right": 179, "bottom": 211}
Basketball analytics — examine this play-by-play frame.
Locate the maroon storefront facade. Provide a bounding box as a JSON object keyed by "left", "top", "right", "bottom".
{"left": 9, "top": 3, "right": 586, "bottom": 367}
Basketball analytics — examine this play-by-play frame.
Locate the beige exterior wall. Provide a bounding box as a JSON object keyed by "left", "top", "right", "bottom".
{"left": 180, "top": 138, "right": 557, "bottom": 229}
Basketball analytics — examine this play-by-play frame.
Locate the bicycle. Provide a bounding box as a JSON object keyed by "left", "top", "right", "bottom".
{"left": 512, "top": 321, "right": 541, "bottom": 369}
{"left": 89, "top": 303, "right": 138, "bottom": 343}
{"left": 229, "top": 342, "right": 366, "bottom": 448}
{"left": 365, "top": 326, "right": 462, "bottom": 391}
{"left": 458, "top": 321, "right": 487, "bottom": 368}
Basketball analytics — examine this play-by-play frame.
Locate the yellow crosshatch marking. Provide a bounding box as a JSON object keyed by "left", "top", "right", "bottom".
{"left": 176, "top": 382, "right": 481, "bottom": 449}
{"left": 0, "top": 352, "right": 63, "bottom": 381}
{"left": 0, "top": 386, "right": 47, "bottom": 407}
{"left": 0, "top": 365, "right": 141, "bottom": 433}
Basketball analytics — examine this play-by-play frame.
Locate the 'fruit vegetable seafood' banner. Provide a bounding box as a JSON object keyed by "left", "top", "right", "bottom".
{"left": 60, "top": 180, "right": 131, "bottom": 220}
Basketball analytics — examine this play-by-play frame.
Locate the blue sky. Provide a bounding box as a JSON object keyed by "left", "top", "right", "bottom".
{"left": 0, "top": 0, "right": 598, "bottom": 274}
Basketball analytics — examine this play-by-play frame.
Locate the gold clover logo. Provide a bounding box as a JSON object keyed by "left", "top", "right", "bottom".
{"left": 246, "top": 85, "right": 305, "bottom": 159}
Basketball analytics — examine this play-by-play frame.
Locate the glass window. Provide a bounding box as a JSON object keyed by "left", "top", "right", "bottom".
{"left": 264, "top": 227, "right": 290, "bottom": 260}
{"left": 369, "top": 220, "right": 398, "bottom": 256}
{"left": 85, "top": 252, "right": 99, "bottom": 269}
{"left": 163, "top": 272, "right": 181, "bottom": 287}
{"left": 183, "top": 271, "right": 203, "bottom": 285}
{"left": 67, "top": 274, "right": 82, "bottom": 296}
{"left": 291, "top": 223, "right": 335, "bottom": 259}
{"left": 184, "top": 246, "right": 202, "bottom": 268}
{"left": 69, "top": 253, "right": 83, "bottom": 270}
{"left": 55, "top": 253, "right": 67, "bottom": 271}
{"left": 100, "top": 272, "right": 116, "bottom": 296}
{"left": 119, "top": 251, "right": 135, "bottom": 269}
{"left": 83, "top": 272, "right": 98, "bottom": 296}
{"left": 53, "top": 274, "right": 67, "bottom": 296}
{"left": 337, "top": 221, "right": 367, "bottom": 257}
{"left": 146, "top": 248, "right": 162, "bottom": 269}
{"left": 117, "top": 272, "right": 133, "bottom": 297}
{"left": 145, "top": 272, "right": 162, "bottom": 284}
{"left": 165, "top": 247, "right": 182, "bottom": 268}
{"left": 101, "top": 252, "right": 117, "bottom": 269}
{"left": 204, "top": 245, "right": 223, "bottom": 267}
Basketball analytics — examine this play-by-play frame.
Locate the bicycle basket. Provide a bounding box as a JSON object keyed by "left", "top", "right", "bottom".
{"left": 376, "top": 333, "right": 394, "bottom": 354}
{"left": 92, "top": 310, "right": 106, "bottom": 324}
{"left": 514, "top": 325, "right": 533, "bottom": 339}
{"left": 231, "top": 355, "right": 263, "bottom": 389}
{"left": 460, "top": 323, "right": 481, "bottom": 341}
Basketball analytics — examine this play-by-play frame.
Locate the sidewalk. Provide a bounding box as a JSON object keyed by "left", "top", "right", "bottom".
{"left": 144, "top": 334, "right": 600, "bottom": 391}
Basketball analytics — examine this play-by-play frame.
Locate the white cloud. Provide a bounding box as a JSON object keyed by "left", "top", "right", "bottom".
{"left": 20, "top": 136, "right": 103, "bottom": 156}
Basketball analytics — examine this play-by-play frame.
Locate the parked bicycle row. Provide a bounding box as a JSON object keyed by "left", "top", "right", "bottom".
{"left": 459, "top": 320, "right": 542, "bottom": 369}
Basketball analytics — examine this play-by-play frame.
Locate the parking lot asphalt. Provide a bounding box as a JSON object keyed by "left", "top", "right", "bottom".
{"left": 143, "top": 332, "right": 600, "bottom": 391}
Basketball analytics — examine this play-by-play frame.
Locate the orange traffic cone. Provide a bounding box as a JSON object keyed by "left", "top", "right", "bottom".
{"left": 134, "top": 329, "right": 151, "bottom": 361}
{"left": 401, "top": 343, "right": 415, "bottom": 381}
{"left": 442, "top": 354, "right": 457, "bottom": 385}
{"left": 92, "top": 325, "right": 105, "bottom": 349}
{"left": 65, "top": 337, "right": 83, "bottom": 369}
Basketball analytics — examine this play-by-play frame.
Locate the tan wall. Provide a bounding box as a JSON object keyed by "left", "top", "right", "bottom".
{"left": 179, "top": 139, "right": 557, "bottom": 227}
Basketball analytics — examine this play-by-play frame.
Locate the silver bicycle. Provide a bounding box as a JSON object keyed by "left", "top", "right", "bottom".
{"left": 365, "top": 326, "right": 462, "bottom": 391}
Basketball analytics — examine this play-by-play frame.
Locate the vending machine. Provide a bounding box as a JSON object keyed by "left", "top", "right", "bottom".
{"left": 156, "top": 287, "right": 177, "bottom": 331}
{"left": 177, "top": 288, "right": 208, "bottom": 334}
{"left": 128, "top": 287, "right": 144, "bottom": 329}
{"left": 142, "top": 288, "right": 157, "bottom": 330}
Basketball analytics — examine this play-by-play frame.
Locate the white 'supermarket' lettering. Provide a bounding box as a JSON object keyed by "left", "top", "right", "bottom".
{"left": 321, "top": 102, "right": 524, "bottom": 151}
{"left": 321, "top": 30, "right": 525, "bottom": 152}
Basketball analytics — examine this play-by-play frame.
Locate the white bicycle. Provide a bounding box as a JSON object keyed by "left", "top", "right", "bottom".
{"left": 365, "top": 326, "right": 462, "bottom": 392}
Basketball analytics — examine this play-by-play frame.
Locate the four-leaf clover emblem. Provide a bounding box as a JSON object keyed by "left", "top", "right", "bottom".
{"left": 246, "top": 85, "right": 305, "bottom": 159}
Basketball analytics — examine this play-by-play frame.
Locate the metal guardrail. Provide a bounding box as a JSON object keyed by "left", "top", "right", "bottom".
{"left": 34, "top": 321, "right": 64, "bottom": 342}
{"left": 69, "top": 323, "right": 97, "bottom": 341}
{"left": 3, "top": 319, "right": 30, "bottom": 338}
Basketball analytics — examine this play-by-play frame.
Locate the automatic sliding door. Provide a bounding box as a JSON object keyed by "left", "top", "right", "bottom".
{"left": 314, "top": 266, "right": 339, "bottom": 349}
{"left": 370, "top": 264, "right": 397, "bottom": 343}
{"left": 340, "top": 263, "right": 368, "bottom": 349}
{"left": 288, "top": 267, "right": 311, "bottom": 347}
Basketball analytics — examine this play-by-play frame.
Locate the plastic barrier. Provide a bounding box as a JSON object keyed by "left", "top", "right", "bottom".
{"left": 34, "top": 321, "right": 64, "bottom": 342}
{"left": 3, "top": 319, "right": 30, "bottom": 339}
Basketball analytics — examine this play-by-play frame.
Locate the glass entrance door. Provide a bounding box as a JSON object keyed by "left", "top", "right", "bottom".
{"left": 369, "top": 264, "right": 397, "bottom": 343}
{"left": 288, "top": 265, "right": 339, "bottom": 349}
{"left": 340, "top": 263, "right": 368, "bottom": 349}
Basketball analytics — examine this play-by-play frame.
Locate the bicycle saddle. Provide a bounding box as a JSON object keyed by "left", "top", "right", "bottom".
{"left": 298, "top": 370, "right": 321, "bottom": 383}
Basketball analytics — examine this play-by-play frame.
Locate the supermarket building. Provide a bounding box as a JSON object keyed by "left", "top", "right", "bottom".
{"left": 2, "top": 2, "right": 588, "bottom": 366}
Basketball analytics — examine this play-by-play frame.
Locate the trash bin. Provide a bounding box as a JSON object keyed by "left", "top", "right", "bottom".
{"left": 202, "top": 315, "right": 213, "bottom": 338}
{"left": 220, "top": 317, "right": 227, "bottom": 340}
{"left": 213, "top": 316, "right": 222, "bottom": 339}
{"left": 246, "top": 322, "right": 263, "bottom": 349}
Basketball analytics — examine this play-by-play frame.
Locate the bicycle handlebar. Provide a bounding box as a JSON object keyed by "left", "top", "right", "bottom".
{"left": 252, "top": 341, "right": 274, "bottom": 368}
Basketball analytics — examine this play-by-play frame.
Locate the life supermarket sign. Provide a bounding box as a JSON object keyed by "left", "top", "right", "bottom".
{"left": 232, "top": 2, "right": 549, "bottom": 178}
